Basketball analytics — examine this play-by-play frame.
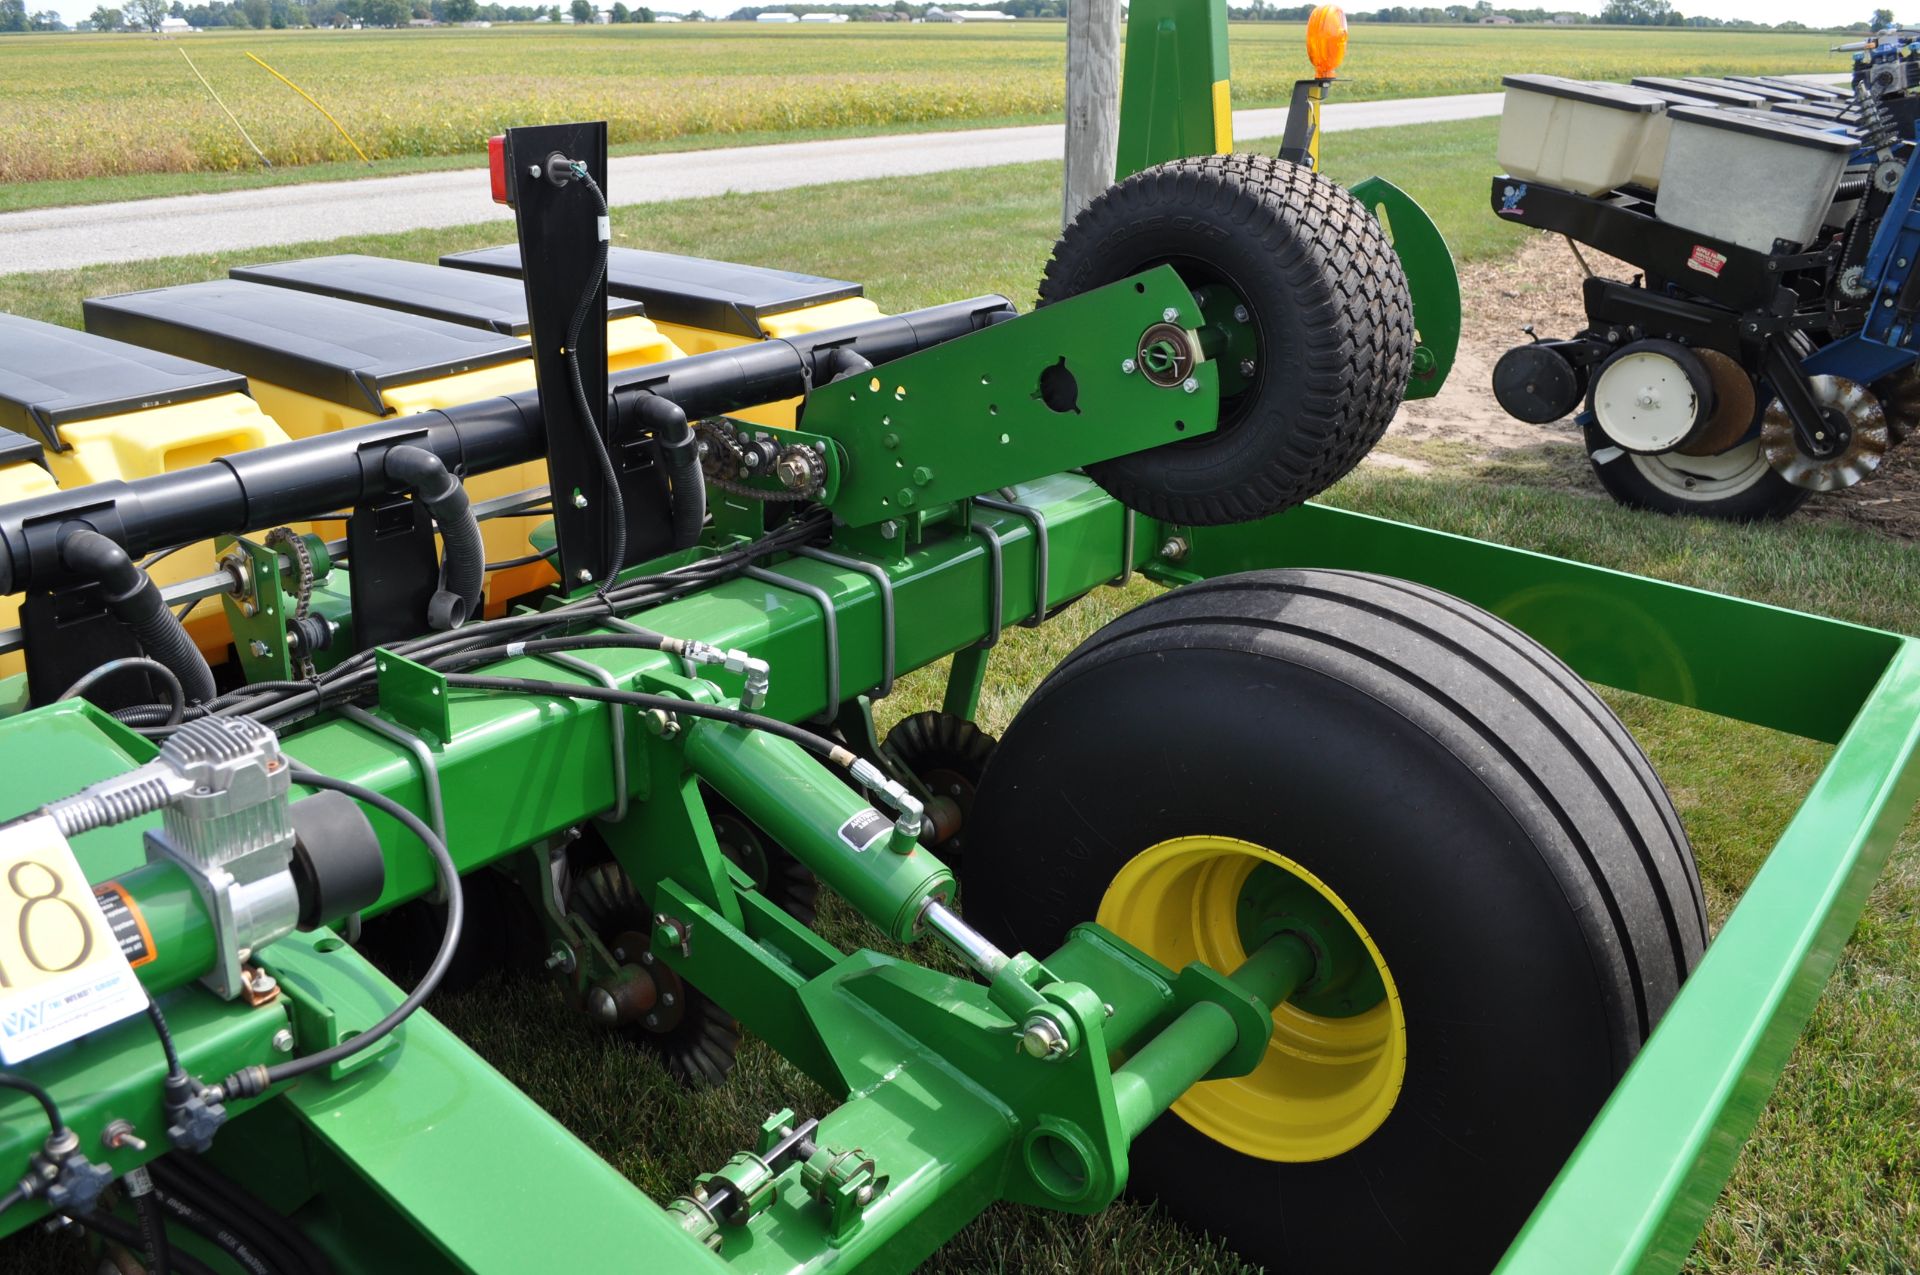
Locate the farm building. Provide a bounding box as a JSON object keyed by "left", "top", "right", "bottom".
{"left": 756, "top": 10, "right": 800, "bottom": 19}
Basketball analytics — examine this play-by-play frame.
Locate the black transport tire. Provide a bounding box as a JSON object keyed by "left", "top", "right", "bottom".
{"left": 1582, "top": 417, "right": 1812, "bottom": 520}
{"left": 964, "top": 569, "right": 1705, "bottom": 1274}
{"left": 1040, "top": 154, "right": 1414, "bottom": 525}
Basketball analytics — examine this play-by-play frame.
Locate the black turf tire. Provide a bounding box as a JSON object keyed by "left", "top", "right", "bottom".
{"left": 1581, "top": 417, "right": 1812, "bottom": 520}
{"left": 964, "top": 569, "right": 1705, "bottom": 1274}
{"left": 1039, "top": 154, "right": 1415, "bottom": 525}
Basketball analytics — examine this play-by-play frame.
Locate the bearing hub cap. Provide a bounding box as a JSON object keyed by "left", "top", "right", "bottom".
{"left": 1097, "top": 835, "right": 1406, "bottom": 1162}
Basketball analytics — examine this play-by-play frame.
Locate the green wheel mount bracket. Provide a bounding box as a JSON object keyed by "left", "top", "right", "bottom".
{"left": 1349, "top": 175, "right": 1461, "bottom": 401}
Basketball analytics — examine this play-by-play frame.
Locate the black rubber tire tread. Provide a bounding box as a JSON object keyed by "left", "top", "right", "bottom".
{"left": 1581, "top": 416, "right": 1813, "bottom": 520}
{"left": 963, "top": 568, "right": 1704, "bottom": 1273}
{"left": 1039, "top": 154, "right": 1414, "bottom": 525}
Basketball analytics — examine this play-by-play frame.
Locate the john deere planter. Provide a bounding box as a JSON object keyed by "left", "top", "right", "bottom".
{"left": 0, "top": 8, "right": 1914, "bottom": 1275}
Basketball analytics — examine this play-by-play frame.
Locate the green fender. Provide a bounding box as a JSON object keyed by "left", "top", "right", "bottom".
{"left": 1349, "top": 175, "right": 1461, "bottom": 401}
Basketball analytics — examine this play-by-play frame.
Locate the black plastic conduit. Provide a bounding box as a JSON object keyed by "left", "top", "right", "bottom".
{"left": 384, "top": 445, "right": 484, "bottom": 630}
{"left": 58, "top": 527, "right": 215, "bottom": 704}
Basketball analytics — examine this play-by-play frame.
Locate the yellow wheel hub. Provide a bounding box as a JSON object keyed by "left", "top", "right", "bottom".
{"left": 1097, "top": 835, "right": 1406, "bottom": 1162}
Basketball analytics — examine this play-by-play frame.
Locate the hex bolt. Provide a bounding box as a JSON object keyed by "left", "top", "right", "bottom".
{"left": 571, "top": 491, "right": 589, "bottom": 508}
{"left": 248, "top": 640, "right": 271, "bottom": 658}
{"left": 911, "top": 466, "right": 933, "bottom": 486}
{"left": 1120, "top": 358, "right": 1137, "bottom": 375}
{"left": 661, "top": 992, "right": 677, "bottom": 1008}
{"left": 1238, "top": 358, "right": 1257, "bottom": 378}
{"left": 576, "top": 569, "right": 593, "bottom": 583}
{"left": 270, "top": 1029, "right": 295, "bottom": 1054}
{"left": 879, "top": 520, "right": 900, "bottom": 540}
{"left": 545, "top": 943, "right": 576, "bottom": 974}
{"left": 1160, "top": 536, "right": 1189, "bottom": 562}
{"left": 247, "top": 969, "right": 277, "bottom": 997}
{"left": 1182, "top": 377, "right": 1200, "bottom": 394}
{"left": 855, "top": 1185, "right": 875, "bottom": 1207}
{"left": 644, "top": 1013, "right": 660, "bottom": 1029}
{"left": 1233, "top": 304, "right": 1250, "bottom": 323}
{"left": 1161, "top": 306, "right": 1180, "bottom": 323}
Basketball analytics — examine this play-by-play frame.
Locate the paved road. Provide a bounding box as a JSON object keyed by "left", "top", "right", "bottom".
{"left": 0, "top": 92, "right": 1505, "bottom": 273}
{"left": 0, "top": 74, "right": 1850, "bottom": 274}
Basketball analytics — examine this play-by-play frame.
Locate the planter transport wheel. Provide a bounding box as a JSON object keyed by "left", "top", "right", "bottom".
{"left": 963, "top": 569, "right": 1705, "bottom": 1273}
{"left": 882, "top": 711, "right": 997, "bottom": 868}
{"left": 570, "top": 861, "right": 742, "bottom": 1088}
{"left": 1040, "top": 154, "right": 1414, "bottom": 525}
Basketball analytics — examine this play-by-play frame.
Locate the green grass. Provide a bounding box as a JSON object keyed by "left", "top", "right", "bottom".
{"left": 0, "top": 22, "right": 1848, "bottom": 193}
{"left": 0, "top": 115, "right": 1915, "bottom": 1272}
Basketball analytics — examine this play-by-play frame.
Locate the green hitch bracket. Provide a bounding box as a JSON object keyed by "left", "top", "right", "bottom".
{"left": 372, "top": 648, "right": 451, "bottom": 743}
{"left": 1348, "top": 175, "right": 1462, "bottom": 401}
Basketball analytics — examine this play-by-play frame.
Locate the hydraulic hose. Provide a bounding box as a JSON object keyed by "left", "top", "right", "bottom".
{"left": 57, "top": 528, "right": 215, "bottom": 705}
{"left": 384, "top": 446, "right": 484, "bottom": 631}
{"left": 66, "top": 1209, "right": 219, "bottom": 1275}
{"left": 150, "top": 1190, "right": 273, "bottom": 1275}
{"left": 132, "top": 1184, "right": 174, "bottom": 1275}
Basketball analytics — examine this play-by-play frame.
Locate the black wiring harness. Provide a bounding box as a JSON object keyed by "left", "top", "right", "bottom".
{"left": 110, "top": 507, "right": 830, "bottom": 736}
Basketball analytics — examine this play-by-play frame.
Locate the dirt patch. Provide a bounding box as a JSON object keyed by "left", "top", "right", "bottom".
{"left": 1374, "top": 232, "right": 1920, "bottom": 541}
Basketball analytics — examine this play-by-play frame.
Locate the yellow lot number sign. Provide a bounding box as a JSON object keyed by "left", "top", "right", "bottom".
{"left": 0, "top": 818, "right": 147, "bottom": 1065}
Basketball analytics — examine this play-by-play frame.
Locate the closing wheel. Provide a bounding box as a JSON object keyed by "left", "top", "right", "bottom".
{"left": 1040, "top": 154, "right": 1414, "bottom": 525}
{"left": 570, "top": 862, "right": 742, "bottom": 1088}
{"left": 964, "top": 569, "right": 1705, "bottom": 1273}
{"left": 882, "top": 711, "right": 997, "bottom": 869}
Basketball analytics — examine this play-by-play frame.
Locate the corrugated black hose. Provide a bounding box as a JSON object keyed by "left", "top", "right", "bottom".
{"left": 384, "top": 446, "right": 485, "bottom": 631}
{"left": 57, "top": 527, "right": 216, "bottom": 705}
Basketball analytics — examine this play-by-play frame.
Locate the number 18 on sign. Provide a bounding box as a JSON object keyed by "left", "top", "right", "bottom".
{"left": 0, "top": 818, "right": 147, "bottom": 1065}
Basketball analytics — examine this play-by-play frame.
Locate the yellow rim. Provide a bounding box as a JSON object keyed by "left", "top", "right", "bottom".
{"left": 1096, "top": 835, "right": 1407, "bottom": 1162}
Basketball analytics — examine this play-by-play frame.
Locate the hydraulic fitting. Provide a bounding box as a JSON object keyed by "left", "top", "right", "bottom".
{"left": 846, "top": 758, "right": 925, "bottom": 848}
{"left": 673, "top": 639, "right": 772, "bottom": 711}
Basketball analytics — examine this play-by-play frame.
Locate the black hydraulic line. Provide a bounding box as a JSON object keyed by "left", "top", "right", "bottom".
{"left": 561, "top": 166, "right": 626, "bottom": 602}
{"left": 132, "top": 1184, "right": 174, "bottom": 1275}
{"left": 150, "top": 1189, "right": 274, "bottom": 1275}
{"left": 440, "top": 674, "right": 850, "bottom": 762}
{"left": 67, "top": 1208, "right": 220, "bottom": 1275}
{"left": 58, "top": 529, "right": 216, "bottom": 705}
{"left": 61, "top": 657, "right": 186, "bottom": 726}
{"left": 146, "top": 1000, "right": 184, "bottom": 1078}
{"left": 220, "top": 768, "right": 461, "bottom": 1099}
{"left": 0, "top": 1072, "right": 64, "bottom": 1136}
{"left": 384, "top": 446, "right": 485, "bottom": 630}
{"left": 119, "top": 511, "right": 828, "bottom": 738}
{"left": 150, "top": 1158, "right": 327, "bottom": 1275}
{"left": 0, "top": 298, "right": 1012, "bottom": 595}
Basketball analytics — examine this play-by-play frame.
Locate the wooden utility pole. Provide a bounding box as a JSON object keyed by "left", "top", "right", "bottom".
{"left": 1063, "top": 0, "right": 1121, "bottom": 229}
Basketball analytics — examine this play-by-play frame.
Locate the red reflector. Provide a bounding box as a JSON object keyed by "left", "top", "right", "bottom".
{"left": 487, "top": 135, "right": 510, "bottom": 206}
